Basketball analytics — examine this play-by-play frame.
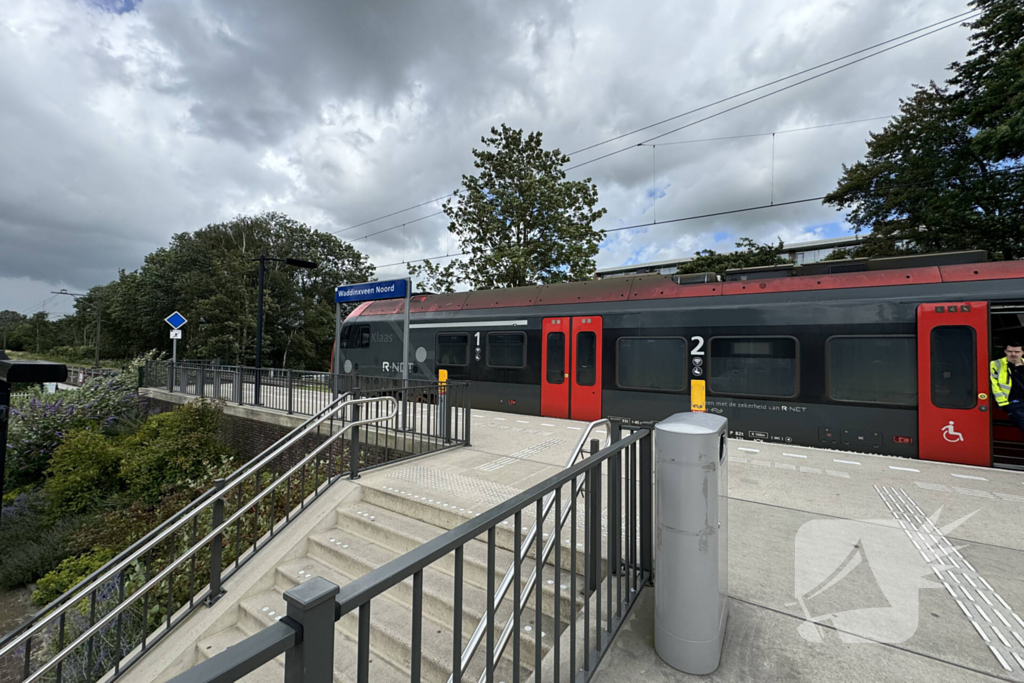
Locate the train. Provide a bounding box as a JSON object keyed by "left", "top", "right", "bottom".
{"left": 335, "top": 250, "right": 1024, "bottom": 469}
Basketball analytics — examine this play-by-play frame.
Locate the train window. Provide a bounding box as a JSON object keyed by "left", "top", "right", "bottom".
{"left": 436, "top": 333, "right": 469, "bottom": 366}
{"left": 930, "top": 326, "right": 976, "bottom": 409}
{"left": 576, "top": 331, "right": 597, "bottom": 386}
{"left": 487, "top": 332, "right": 527, "bottom": 368}
{"left": 616, "top": 337, "right": 688, "bottom": 392}
{"left": 827, "top": 336, "right": 917, "bottom": 405}
{"left": 709, "top": 336, "right": 798, "bottom": 398}
{"left": 340, "top": 325, "right": 370, "bottom": 349}
{"left": 546, "top": 332, "right": 566, "bottom": 384}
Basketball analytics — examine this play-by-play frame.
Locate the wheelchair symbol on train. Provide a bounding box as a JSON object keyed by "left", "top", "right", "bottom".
{"left": 942, "top": 421, "right": 964, "bottom": 443}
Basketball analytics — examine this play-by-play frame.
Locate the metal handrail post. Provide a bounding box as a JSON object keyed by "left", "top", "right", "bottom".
{"left": 283, "top": 578, "right": 340, "bottom": 683}
{"left": 205, "top": 479, "right": 227, "bottom": 606}
{"left": 464, "top": 387, "right": 471, "bottom": 445}
{"left": 587, "top": 439, "right": 601, "bottom": 592}
{"left": 640, "top": 431, "right": 654, "bottom": 581}
{"left": 349, "top": 389, "right": 361, "bottom": 479}
{"left": 234, "top": 366, "right": 243, "bottom": 404}
{"left": 166, "top": 362, "right": 173, "bottom": 392}
{"left": 287, "top": 370, "right": 293, "bottom": 415}
{"left": 199, "top": 365, "right": 206, "bottom": 398}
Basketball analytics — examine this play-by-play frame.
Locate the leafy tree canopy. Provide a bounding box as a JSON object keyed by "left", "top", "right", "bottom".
{"left": 39, "top": 212, "right": 374, "bottom": 368}
{"left": 826, "top": 1, "right": 1024, "bottom": 259}
{"left": 409, "top": 124, "right": 607, "bottom": 292}
{"left": 676, "top": 237, "right": 787, "bottom": 277}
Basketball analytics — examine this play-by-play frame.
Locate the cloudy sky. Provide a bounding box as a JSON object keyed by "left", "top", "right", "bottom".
{"left": 1, "top": 0, "right": 977, "bottom": 316}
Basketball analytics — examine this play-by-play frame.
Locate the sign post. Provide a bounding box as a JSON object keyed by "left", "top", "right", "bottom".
{"left": 165, "top": 312, "right": 187, "bottom": 364}
{"left": 335, "top": 278, "right": 412, "bottom": 427}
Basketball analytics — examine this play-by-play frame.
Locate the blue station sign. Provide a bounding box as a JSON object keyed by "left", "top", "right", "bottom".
{"left": 335, "top": 278, "right": 408, "bottom": 304}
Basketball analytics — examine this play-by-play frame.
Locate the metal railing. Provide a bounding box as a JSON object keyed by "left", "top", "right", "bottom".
{"left": 0, "top": 393, "right": 399, "bottom": 683}
{"left": 144, "top": 360, "right": 470, "bottom": 431}
{"left": 168, "top": 423, "right": 655, "bottom": 683}
{"left": 64, "top": 366, "right": 120, "bottom": 386}
{"left": 452, "top": 418, "right": 611, "bottom": 683}
{"left": 143, "top": 361, "right": 472, "bottom": 460}
{"left": 0, "top": 396, "right": 352, "bottom": 654}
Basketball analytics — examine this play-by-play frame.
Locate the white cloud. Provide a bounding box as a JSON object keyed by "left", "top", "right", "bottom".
{"left": 0, "top": 0, "right": 974, "bottom": 312}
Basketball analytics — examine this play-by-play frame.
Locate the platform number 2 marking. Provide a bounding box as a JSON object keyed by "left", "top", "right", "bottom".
{"left": 691, "top": 336, "right": 705, "bottom": 355}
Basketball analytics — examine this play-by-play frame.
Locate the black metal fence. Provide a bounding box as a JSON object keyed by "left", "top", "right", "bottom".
{"left": 142, "top": 361, "right": 471, "bottom": 459}
{"left": 64, "top": 366, "right": 120, "bottom": 386}
{"left": 0, "top": 382, "right": 475, "bottom": 683}
{"left": 167, "top": 425, "right": 655, "bottom": 683}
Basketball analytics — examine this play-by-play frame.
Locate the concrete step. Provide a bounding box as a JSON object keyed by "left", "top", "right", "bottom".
{"left": 195, "top": 626, "right": 283, "bottom": 683}
{"left": 274, "top": 556, "right": 527, "bottom": 683}
{"left": 335, "top": 502, "right": 583, "bottom": 620}
{"left": 361, "top": 485, "right": 595, "bottom": 572}
{"left": 302, "top": 532, "right": 565, "bottom": 674}
{"left": 237, "top": 590, "right": 408, "bottom": 683}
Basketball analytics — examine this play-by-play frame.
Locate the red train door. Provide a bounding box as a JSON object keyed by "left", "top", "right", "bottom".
{"left": 917, "top": 302, "right": 992, "bottom": 466}
{"left": 541, "top": 318, "right": 571, "bottom": 419}
{"left": 570, "top": 316, "right": 603, "bottom": 421}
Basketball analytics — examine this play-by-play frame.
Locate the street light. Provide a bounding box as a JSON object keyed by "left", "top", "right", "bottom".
{"left": 52, "top": 289, "right": 103, "bottom": 368}
{"left": 251, "top": 255, "right": 318, "bottom": 405}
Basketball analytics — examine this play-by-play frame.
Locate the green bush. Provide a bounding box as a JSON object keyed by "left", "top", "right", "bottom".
{"left": 120, "top": 400, "right": 234, "bottom": 504}
{"left": 0, "top": 492, "right": 88, "bottom": 589}
{"left": 5, "top": 355, "right": 147, "bottom": 493}
{"left": 45, "top": 430, "right": 124, "bottom": 518}
{"left": 32, "top": 548, "right": 114, "bottom": 606}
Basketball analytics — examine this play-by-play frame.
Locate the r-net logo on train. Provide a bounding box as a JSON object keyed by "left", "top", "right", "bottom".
{"left": 793, "top": 508, "right": 976, "bottom": 643}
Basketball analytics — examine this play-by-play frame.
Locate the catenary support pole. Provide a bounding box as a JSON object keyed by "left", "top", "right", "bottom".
{"left": 333, "top": 302, "right": 342, "bottom": 399}
{"left": 254, "top": 255, "right": 266, "bottom": 406}
{"left": 402, "top": 277, "right": 410, "bottom": 430}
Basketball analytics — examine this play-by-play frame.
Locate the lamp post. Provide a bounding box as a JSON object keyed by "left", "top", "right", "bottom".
{"left": 52, "top": 290, "right": 103, "bottom": 368}
{"left": 252, "top": 256, "right": 318, "bottom": 405}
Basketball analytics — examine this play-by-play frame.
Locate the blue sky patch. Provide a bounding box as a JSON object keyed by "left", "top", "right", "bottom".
{"left": 89, "top": 0, "right": 140, "bottom": 15}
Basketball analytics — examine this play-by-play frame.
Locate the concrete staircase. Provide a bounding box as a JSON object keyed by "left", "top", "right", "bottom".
{"left": 194, "top": 484, "right": 584, "bottom": 683}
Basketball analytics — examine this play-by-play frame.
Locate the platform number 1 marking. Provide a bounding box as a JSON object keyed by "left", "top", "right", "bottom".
{"left": 691, "top": 336, "right": 705, "bottom": 355}
{"left": 474, "top": 332, "right": 481, "bottom": 346}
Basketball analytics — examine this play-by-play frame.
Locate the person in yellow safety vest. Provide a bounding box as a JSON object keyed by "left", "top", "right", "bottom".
{"left": 990, "top": 341, "right": 1024, "bottom": 438}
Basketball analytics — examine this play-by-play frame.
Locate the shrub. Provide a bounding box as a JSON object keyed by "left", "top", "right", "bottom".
{"left": 0, "top": 492, "right": 88, "bottom": 589}
{"left": 5, "top": 355, "right": 147, "bottom": 492}
{"left": 45, "top": 430, "right": 124, "bottom": 518}
{"left": 120, "top": 400, "right": 234, "bottom": 504}
{"left": 32, "top": 548, "right": 115, "bottom": 606}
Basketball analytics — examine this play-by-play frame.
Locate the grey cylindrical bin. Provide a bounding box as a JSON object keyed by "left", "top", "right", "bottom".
{"left": 654, "top": 412, "right": 728, "bottom": 675}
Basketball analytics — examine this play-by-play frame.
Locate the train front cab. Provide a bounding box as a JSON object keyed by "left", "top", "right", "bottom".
{"left": 916, "top": 299, "right": 1023, "bottom": 470}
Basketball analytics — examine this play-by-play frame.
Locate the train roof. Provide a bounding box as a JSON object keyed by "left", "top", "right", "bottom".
{"left": 349, "top": 251, "right": 1024, "bottom": 319}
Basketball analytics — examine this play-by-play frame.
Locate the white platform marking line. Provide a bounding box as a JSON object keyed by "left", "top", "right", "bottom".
{"left": 889, "top": 466, "right": 920, "bottom": 472}
{"left": 990, "top": 647, "right": 1013, "bottom": 672}
{"left": 737, "top": 447, "right": 759, "bottom": 453}
{"left": 541, "top": 423, "right": 554, "bottom": 427}
{"left": 782, "top": 452, "right": 807, "bottom": 459}
{"left": 951, "top": 473, "right": 988, "bottom": 481}
{"left": 832, "top": 459, "right": 861, "bottom": 466}
{"left": 516, "top": 420, "right": 529, "bottom": 424}
{"left": 877, "top": 486, "right": 1024, "bottom": 675}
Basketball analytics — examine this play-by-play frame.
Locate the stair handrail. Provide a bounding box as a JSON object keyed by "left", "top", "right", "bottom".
{"left": 449, "top": 418, "right": 610, "bottom": 682}
{"left": 17, "top": 395, "right": 398, "bottom": 683}
{"left": 0, "top": 390, "right": 360, "bottom": 658}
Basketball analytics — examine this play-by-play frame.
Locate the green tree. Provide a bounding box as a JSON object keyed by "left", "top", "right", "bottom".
{"left": 676, "top": 238, "right": 787, "bottom": 277}
{"left": 409, "top": 124, "right": 607, "bottom": 291}
{"left": 825, "top": 2, "right": 1024, "bottom": 259}
{"left": 98, "top": 212, "right": 375, "bottom": 368}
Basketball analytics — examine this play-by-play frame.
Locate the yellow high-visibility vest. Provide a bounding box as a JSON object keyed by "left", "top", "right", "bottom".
{"left": 990, "top": 357, "right": 1015, "bottom": 407}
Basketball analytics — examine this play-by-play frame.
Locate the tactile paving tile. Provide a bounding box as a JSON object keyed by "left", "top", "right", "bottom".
{"left": 477, "top": 438, "right": 564, "bottom": 472}
{"left": 385, "top": 465, "right": 524, "bottom": 505}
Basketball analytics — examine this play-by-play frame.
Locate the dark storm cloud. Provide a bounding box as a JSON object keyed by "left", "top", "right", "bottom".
{"left": 0, "top": 0, "right": 975, "bottom": 312}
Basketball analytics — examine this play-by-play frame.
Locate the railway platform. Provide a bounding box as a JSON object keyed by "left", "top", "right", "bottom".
{"left": 439, "top": 408, "right": 1024, "bottom": 682}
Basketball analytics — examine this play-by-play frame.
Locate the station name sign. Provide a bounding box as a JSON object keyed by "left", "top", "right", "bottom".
{"left": 335, "top": 278, "right": 408, "bottom": 304}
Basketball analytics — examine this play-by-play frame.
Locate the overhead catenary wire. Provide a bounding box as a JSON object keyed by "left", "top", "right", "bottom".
{"left": 331, "top": 10, "right": 978, "bottom": 235}
{"left": 372, "top": 165, "right": 1024, "bottom": 271}
{"left": 565, "top": 12, "right": 979, "bottom": 173}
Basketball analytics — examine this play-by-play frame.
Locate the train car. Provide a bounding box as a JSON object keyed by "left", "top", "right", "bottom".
{"left": 336, "top": 251, "right": 1024, "bottom": 469}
